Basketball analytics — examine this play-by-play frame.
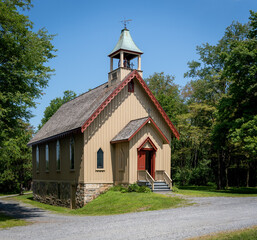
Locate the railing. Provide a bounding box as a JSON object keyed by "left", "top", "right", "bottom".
{"left": 155, "top": 170, "right": 173, "bottom": 190}
{"left": 137, "top": 170, "right": 155, "bottom": 190}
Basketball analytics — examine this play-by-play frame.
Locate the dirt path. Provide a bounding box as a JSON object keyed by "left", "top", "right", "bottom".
{"left": 1, "top": 196, "right": 257, "bottom": 240}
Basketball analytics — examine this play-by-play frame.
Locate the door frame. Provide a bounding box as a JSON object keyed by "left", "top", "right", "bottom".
{"left": 137, "top": 137, "right": 157, "bottom": 179}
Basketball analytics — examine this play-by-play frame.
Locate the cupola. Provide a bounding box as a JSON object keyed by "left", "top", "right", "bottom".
{"left": 108, "top": 28, "right": 143, "bottom": 85}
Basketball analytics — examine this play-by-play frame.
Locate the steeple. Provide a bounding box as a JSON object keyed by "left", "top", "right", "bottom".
{"left": 108, "top": 28, "right": 143, "bottom": 85}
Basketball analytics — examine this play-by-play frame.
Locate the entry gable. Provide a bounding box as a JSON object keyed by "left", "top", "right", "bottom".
{"left": 81, "top": 70, "right": 179, "bottom": 140}
{"left": 110, "top": 117, "right": 169, "bottom": 144}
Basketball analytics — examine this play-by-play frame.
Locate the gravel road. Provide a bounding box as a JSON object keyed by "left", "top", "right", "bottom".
{"left": 0, "top": 196, "right": 257, "bottom": 240}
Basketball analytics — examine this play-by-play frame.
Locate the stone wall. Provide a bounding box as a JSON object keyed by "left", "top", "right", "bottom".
{"left": 33, "top": 181, "right": 71, "bottom": 208}
{"left": 75, "top": 183, "right": 113, "bottom": 208}
{"left": 33, "top": 181, "right": 113, "bottom": 209}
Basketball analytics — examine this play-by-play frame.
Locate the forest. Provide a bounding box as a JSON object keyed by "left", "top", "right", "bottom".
{"left": 0, "top": 0, "right": 256, "bottom": 193}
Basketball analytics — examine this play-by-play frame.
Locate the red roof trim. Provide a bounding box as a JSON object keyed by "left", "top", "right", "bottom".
{"left": 137, "top": 137, "right": 157, "bottom": 151}
{"left": 81, "top": 70, "right": 179, "bottom": 140}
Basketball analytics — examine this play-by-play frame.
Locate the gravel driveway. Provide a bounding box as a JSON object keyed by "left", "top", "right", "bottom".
{"left": 0, "top": 196, "right": 257, "bottom": 240}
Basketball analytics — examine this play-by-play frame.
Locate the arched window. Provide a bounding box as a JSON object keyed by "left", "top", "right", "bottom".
{"left": 70, "top": 137, "right": 75, "bottom": 170}
{"left": 36, "top": 146, "right": 39, "bottom": 171}
{"left": 97, "top": 148, "right": 104, "bottom": 169}
{"left": 56, "top": 140, "right": 60, "bottom": 171}
{"left": 45, "top": 144, "right": 49, "bottom": 171}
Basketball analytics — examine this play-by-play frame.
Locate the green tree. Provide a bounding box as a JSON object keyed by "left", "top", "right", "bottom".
{"left": 0, "top": 121, "right": 33, "bottom": 193}
{"left": 215, "top": 10, "right": 257, "bottom": 187}
{"left": 144, "top": 72, "right": 184, "bottom": 125}
{"left": 0, "top": 0, "right": 56, "bottom": 145}
{"left": 0, "top": 0, "right": 56, "bottom": 193}
{"left": 38, "top": 90, "right": 77, "bottom": 129}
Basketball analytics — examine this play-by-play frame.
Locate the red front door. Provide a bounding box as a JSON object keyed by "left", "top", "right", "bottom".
{"left": 138, "top": 150, "right": 146, "bottom": 170}
{"left": 138, "top": 149, "right": 155, "bottom": 179}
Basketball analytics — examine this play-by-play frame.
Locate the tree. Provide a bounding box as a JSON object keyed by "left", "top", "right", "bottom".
{"left": 182, "top": 20, "right": 250, "bottom": 188}
{"left": 0, "top": 0, "right": 56, "bottom": 145}
{"left": 216, "top": 10, "right": 257, "bottom": 187}
{"left": 38, "top": 90, "right": 77, "bottom": 129}
{"left": 0, "top": 121, "right": 33, "bottom": 193}
{"left": 144, "top": 72, "right": 184, "bottom": 125}
{"left": 0, "top": 0, "right": 56, "bottom": 193}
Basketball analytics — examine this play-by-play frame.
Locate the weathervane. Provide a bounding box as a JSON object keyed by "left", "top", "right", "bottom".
{"left": 121, "top": 18, "right": 132, "bottom": 29}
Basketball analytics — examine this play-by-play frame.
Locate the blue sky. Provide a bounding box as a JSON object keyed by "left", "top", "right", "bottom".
{"left": 26, "top": 0, "right": 257, "bottom": 129}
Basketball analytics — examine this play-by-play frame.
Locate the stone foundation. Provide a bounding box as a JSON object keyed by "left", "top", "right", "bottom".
{"left": 76, "top": 183, "right": 113, "bottom": 208}
{"left": 33, "top": 181, "right": 113, "bottom": 209}
{"left": 33, "top": 181, "right": 71, "bottom": 208}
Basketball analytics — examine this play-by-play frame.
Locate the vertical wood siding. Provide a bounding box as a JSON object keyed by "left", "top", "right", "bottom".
{"left": 84, "top": 80, "right": 172, "bottom": 183}
{"left": 32, "top": 132, "right": 84, "bottom": 183}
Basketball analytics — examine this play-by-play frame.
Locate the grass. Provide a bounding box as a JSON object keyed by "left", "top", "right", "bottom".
{"left": 13, "top": 191, "right": 188, "bottom": 215}
{"left": 174, "top": 185, "right": 257, "bottom": 197}
{"left": 0, "top": 212, "right": 28, "bottom": 229}
{"left": 190, "top": 226, "right": 257, "bottom": 240}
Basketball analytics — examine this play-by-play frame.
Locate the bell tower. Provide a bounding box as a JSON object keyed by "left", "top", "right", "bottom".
{"left": 108, "top": 27, "right": 143, "bottom": 86}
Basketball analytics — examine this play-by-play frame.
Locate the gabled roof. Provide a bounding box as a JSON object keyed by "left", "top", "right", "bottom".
{"left": 28, "top": 81, "right": 120, "bottom": 146}
{"left": 28, "top": 70, "right": 179, "bottom": 146}
{"left": 109, "top": 28, "right": 143, "bottom": 57}
{"left": 81, "top": 70, "right": 180, "bottom": 140}
{"left": 111, "top": 117, "right": 169, "bottom": 144}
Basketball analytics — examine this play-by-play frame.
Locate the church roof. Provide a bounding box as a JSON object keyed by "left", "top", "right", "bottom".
{"left": 28, "top": 70, "right": 179, "bottom": 146}
{"left": 111, "top": 117, "right": 149, "bottom": 143}
{"left": 28, "top": 81, "right": 120, "bottom": 146}
{"left": 109, "top": 28, "right": 143, "bottom": 57}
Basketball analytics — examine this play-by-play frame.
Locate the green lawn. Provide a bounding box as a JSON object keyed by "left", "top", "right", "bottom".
{"left": 13, "top": 191, "right": 188, "bottom": 215}
{"left": 0, "top": 212, "right": 28, "bottom": 229}
{"left": 174, "top": 185, "right": 257, "bottom": 197}
{"left": 191, "top": 226, "right": 257, "bottom": 240}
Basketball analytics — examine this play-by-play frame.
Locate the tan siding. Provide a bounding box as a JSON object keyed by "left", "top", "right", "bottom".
{"left": 32, "top": 132, "right": 84, "bottom": 183}
{"left": 114, "top": 142, "right": 129, "bottom": 184}
{"left": 84, "top": 80, "right": 172, "bottom": 184}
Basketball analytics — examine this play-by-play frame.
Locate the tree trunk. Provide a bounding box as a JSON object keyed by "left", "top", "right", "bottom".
{"left": 225, "top": 167, "right": 229, "bottom": 189}
{"left": 217, "top": 151, "right": 221, "bottom": 190}
{"left": 246, "top": 163, "right": 250, "bottom": 187}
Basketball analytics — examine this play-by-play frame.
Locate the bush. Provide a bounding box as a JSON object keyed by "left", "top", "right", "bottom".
{"left": 111, "top": 183, "right": 151, "bottom": 193}
{"left": 128, "top": 183, "right": 140, "bottom": 192}
{"left": 138, "top": 186, "right": 151, "bottom": 193}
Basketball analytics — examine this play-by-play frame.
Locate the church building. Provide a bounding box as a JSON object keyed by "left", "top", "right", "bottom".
{"left": 28, "top": 27, "right": 179, "bottom": 208}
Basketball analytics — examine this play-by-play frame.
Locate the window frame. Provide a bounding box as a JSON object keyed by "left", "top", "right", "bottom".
{"left": 45, "top": 144, "right": 49, "bottom": 172}
{"left": 70, "top": 137, "right": 75, "bottom": 170}
{"left": 36, "top": 145, "right": 39, "bottom": 172}
{"left": 97, "top": 148, "right": 104, "bottom": 169}
{"left": 56, "top": 140, "right": 60, "bottom": 171}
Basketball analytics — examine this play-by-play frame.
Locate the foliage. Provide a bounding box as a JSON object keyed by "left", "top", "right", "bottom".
{"left": 177, "top": 11, "right": 257, "bottom": 189}
{"left": 0, "top": 0, "right": 56, "bottom": 144}
{"left": 0, "top": 121, "right": 33, "bottom": 193}
{"left": 111, "top": 184, "right": 151, "bottom": 193}
{"left": 38, "top": 90, "right": 77, "bottom": 129}
{"left": 13, "top": 192, "right": 186, "bottom": 215}
{"left": 0, "top": 0, "right": 55, "bottom": 193}
{"left": 145, "top": 72, "right": 185, "bottom": 125}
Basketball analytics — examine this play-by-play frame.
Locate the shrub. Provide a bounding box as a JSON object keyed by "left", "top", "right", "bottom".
{"left": 138, "top": 186, "right": 151, "bottom": 193}
{"left": 128, "top": 183, "right": 140, "bottom": 192}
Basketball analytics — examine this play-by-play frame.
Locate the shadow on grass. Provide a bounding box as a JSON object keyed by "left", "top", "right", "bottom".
{"left": 178, "top": 185, "right": 257, "bottom": 195}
